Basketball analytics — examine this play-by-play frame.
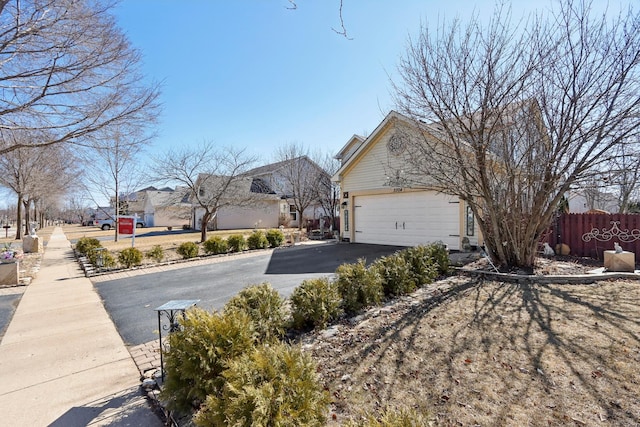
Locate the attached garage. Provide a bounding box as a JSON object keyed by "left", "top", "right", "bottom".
{"left": 352, "top": 191, "right": 460, "bottom": 250}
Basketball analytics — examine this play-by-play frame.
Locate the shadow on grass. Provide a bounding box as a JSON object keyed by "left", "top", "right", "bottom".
{"left": 317, "top": 277, "right": 640, "bottom": 425}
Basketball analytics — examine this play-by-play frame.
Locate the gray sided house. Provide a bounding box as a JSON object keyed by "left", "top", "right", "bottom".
{"left": 245, "top": 156, "right": 332, "bottom": 228}
{"left": 192, "top": 174, "right": 282, "bottom": 231}
{"left": 143, "top": 187, "right": 192, "bottom": 228}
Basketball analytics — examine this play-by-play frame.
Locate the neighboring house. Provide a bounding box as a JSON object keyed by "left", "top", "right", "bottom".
{"left": 192, "top": 175, "right": 283, "bottom": 231}
{"left": 567, "top": 189, "right": 619, "bottom": 214}
{"left": 332, "top": 111, "right": 480, "bottom": 251}
{"left": 143, "top": 187, "right": 192, "bottom": 228}
{"left": 245, "top": 156, "right": 331, "bottom": 228}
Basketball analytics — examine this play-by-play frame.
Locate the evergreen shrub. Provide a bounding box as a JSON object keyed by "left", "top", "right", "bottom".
{"left": 75, "top": 237, "right": 101, "bottom": 255}
{"left": 266, "top": 228, "right": 285, "bottom": 247}
{"left": 290, "top": 277, "right": 341, "bottom": 330}
{"left": 146, "top": 245, "right": 164, "bottom": 263}
{"left": 194, "top": 342, "right": 329, "bottom": 427}
{"left": 160, "top": 308, "right": 255, "bottom": 412}
{"left": 335, "top": 259, "right": 383, "bottom": 315}
{"left": 224, "top": 283, "right": 286, "bottom": 343}
{"left": 203, "top": 236, "right": 228, "bottom": 255}
{"left": 246, "top": 230, "right": 269, "bottom": 250}
{"left": 177, "top": 241, "right": 199, "bottom": 259}
{"left": 227, "top": 234, "right": 246, "bottom": 253}
{"left": 373, "top": 253, "right": 417, "bottom": 298}
{"left": 118, "top": 247, "right": 143, "bottom": 268}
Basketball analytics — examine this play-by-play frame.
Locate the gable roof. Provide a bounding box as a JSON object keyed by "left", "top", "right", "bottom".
{"left": 332, "top": 110, "right": 439, "bottom": 182}
{"left": 194, "top": 173, "right": 280, "bottom": 201}
{"left": 245, "top": 155, "right": 327, "bottom": 178}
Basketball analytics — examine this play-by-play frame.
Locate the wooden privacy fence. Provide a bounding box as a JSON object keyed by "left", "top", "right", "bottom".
{"left": 548, "top": 213, "right": 640, "bottom": 259}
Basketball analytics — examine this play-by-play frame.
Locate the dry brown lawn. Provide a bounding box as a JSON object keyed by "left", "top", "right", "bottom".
{"left": 306, "top": 276, "right": 640, "bottom": 426}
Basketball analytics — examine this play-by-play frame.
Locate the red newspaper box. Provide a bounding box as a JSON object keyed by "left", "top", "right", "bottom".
{"left": 118, "top": 217, "right": 134, "bottom": 235}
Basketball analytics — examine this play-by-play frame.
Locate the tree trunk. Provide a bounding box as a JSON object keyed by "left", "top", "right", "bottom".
{"left": 15, "top": 194, "right": 23, "bottom": 240}
{"left": 200, "top": 211, "right": 213, "bottom": 243}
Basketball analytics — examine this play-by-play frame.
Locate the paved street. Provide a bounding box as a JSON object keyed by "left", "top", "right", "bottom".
{"left": 94, "top": 242, "right": 405, "bottom": 346}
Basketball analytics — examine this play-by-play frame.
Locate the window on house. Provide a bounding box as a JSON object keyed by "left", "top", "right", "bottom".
{"left": 289, "top": 205, "right": 297, "bottom": 221}
{"left": 198, "top": 188, "right": 205, "bottom": 197}
{"left": 466, "top": 206, "right": 474, "bottom": 236}
{"left": 344, "top": 209, "right": 349, "bottom": 232}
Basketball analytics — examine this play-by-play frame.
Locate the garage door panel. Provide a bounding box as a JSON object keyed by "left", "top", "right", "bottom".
{"left": 353, "top": 192, "right": 459, "bottom": 249}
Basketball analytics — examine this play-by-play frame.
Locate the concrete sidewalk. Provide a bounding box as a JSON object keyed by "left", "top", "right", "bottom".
{"left": 0, "top": 227, "right": 162, "bottom": 426}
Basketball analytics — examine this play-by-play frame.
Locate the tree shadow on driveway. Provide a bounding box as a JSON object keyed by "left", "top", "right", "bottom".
{"left": 264, "top": 242, "right": 406, "bottom": 275}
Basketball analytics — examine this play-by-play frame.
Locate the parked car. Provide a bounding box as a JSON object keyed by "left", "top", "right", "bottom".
{"left": 94, "top": 218, "right": 145, "bottom": 230}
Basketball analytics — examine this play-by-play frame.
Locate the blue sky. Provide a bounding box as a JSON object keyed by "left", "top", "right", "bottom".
{"left": 113, "top": 0, "right": 624, "bottom": 163}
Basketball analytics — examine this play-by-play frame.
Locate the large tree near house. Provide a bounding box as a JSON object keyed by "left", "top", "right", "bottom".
{"left": 150, "top": 142, "right": 258, "bottom": 242}
{"left": 393, "top": 0, "right": 640, "bottom": 270}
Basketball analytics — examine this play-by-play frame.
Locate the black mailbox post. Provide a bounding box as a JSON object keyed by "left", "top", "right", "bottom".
{"left": 155, "top": 299, "right": 200, "bottom": 380}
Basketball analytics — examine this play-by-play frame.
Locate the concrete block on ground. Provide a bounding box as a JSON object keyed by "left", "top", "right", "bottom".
{"left": 0, "top": 261, "right": 19, "bottom": 285}
{"left": 604, "top": 250, "right": 635, "bottom": 272}
{"left": 22, "top": 235, "right": 43, "bottom": 253}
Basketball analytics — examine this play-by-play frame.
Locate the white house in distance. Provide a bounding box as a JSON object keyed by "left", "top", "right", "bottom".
{"left": 191, "top": 175, "right": 283, "bottom": 231}
{"left": 332, "top": 111, "right": 480, "bottom": 251}
{"left": 143, "top": 187, "right": 192, "bottom": 228}
{"left": 245, "top": 156, "right": 330, "bottom": 229}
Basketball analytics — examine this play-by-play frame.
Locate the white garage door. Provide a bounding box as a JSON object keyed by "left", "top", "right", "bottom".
{"left": 353, "top": 192, "right": 460, "bottom": 249}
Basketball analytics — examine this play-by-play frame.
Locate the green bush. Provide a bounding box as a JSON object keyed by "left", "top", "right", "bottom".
{"left": 176, "top": 241, "right": 199, "bottom": 259}
{"left": 424, "top": 241, "right": 450, "bottom": 274}
{"left": 87, "top": 249, "right": 116, "bottom": 268}
{"left": 343, "top": 407, "right": 432, "bottom": 427}
{"left": 246, "top": 230, "right": 269, "bottom": 250}
{"left": 118, "top": 247, "right": 143, "bottom": 268}
{"left": 203, "top": 236, "right": 228, "bottom": 255}
{"left": 75, "top": 237, "right": 101, "bottom": 255}
{"left": 146, "top": 245, "right": 164, "bottom": 263}
{"left": 266, "top": 228, "right": 285, "bottom": 247}
{"left": 227, "top": 234, "right": 246, "bottom": 253}
{"left": 401, "top": 246, "right": 439, "bottom": 287}
{"left": 291, "top": 277, "right": 342, "bottom": 330}
{"left": 194, "top": 342, "right": 329, "bottom": 427}
{"left": 373, "top": 253, "right": 417, "bottom": 298}
{"left": 335, "top": 259, "right": 383, "bottom": 315}
{"left": 160, "top": 308, "right": 256, "bottom": 412}
{"left": 224, "top": 283, "right": 286, "bottom": 343}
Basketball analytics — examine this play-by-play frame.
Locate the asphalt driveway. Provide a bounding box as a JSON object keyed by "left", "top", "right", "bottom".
{"left": 94, "top": 242, "right": 405, "bottom": 346}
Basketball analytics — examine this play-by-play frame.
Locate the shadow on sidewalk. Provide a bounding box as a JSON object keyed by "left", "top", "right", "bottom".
{"left": 48, "top": 386, "right": 163, "bottom": 427}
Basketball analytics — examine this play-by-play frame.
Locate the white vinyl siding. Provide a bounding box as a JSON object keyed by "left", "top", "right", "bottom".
{"left": 342, "top": 133, "right": 404, "bottom": 192}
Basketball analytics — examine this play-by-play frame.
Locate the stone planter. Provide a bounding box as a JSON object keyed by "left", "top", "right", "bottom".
{"left": 0, "top": 261, "right": 19, "bottom": 286}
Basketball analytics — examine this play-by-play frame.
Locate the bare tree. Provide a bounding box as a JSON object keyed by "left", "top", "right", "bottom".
{"left": 317, "top": 152, "right": 341, "bottom": 233}
{"left": 0, "top": 0, "right": 160, "bottom": 155}
{"left": 273, "top": 143, "right": 328, "bottom": 230}
{"left": 393, "top": 1, "right": 640, "bottom": 269}
{"left": 150, "top": 142, "right": 259, "bottom": 242}
{"left": 607, "top": 138, "right": 640, "bottom": 213}
{"left": 83, "top": 126, "right": 150, "bottom": 242}
{"left": 0, "top": 136, "right": 76, "bottom": 239}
